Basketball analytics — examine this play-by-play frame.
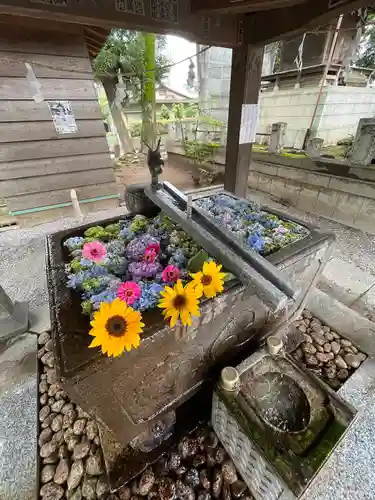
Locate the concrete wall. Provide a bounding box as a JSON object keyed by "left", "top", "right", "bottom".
{"left": 249, "top": 160, "right": 375, "bottom": 234}
{"left": 258, "top": 86, "right": 375, "bottom": 148}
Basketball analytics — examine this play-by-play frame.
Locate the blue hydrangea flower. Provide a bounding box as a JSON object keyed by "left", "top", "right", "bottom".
{"left": 247, "top": 234, "right": 265, "bottom": 252}
{"left": 132, "top": 281, "right": 164, "bottom": 312}
{"left": 90, "top": 290, "right": 117, "bottom": 310}
{"left": 64, "top": 236, "right": 84, "bottom": 251}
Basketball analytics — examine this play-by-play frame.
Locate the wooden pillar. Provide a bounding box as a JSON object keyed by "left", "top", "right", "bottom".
{"left": 224, "top": 45, "right": 264, "bottom": 197}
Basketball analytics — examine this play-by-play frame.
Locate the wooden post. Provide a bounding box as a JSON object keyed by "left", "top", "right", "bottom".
{"left": 224, "top": 45, "right": 264, "bottom": 197}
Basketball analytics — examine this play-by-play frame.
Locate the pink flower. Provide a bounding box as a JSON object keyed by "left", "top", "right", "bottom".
{"left": 145, "top": 242, "right": 160, "bottom": 255}
{"left": 117, "top": 281, "right": 141, "bottom": 305}
{"left": 162, "top": 265, "right": 181, "bottom": 283}
{"left": 144, "top": 248, "right": 157, "bottom": 263}
{"left": 82, "top": 241, "right": 107, "bottom": 263}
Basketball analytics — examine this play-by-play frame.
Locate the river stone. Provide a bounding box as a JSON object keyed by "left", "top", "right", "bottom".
{"left": 185, "top": 468, "right": 200, "bottom": 488}
{"left": 335, "top": 355, "right": 348, "bottom": 370}
{"left": 85, "top": 421, "right": 98, "bottom": 441}
{"left": 168, "top": 452, "right": 181, "bottom": 470}
{"left": 40, "top": 405, "right": 51, "bottom": 422}
{"left": 230, "top": 481, "right": 246, "bottom": 499}
{"left": 56, "top": 390, "right": 68, "bottom": 400}
{"left": 345, "top": 354, "right": 361, "bottom": 369}
{"left": 67, "top": 486, "right": 82, "bottom": 500}
{"left": 323, "top": 343, "right": 332, "bottom": 353}
{"left": 41, "top": 465, "right": 56, "bottom": 484}
{"left": 59, "top": 444, "right": 69, "bottom": 459}
{"left": 38, "top": 347, "right": 46, "bottom": 359}
{"left": 302, "top": 310, "right": 312, "bottom": 319}
{"left": 40, "top": 440, "right": 58, "bottom": 458}
{"left": 63, "top": 410, "right": 78, "bottom": 429}
{"left": 305, "top": 355, "right": 319, "bottom": 367}
{"left": 212, "top": 469, "right": 223, "bottom": 498}
{"left": 38, "top": 330, "right": 51, "bottom": 345}
{"left": 200, "top": 469, "right": 211, "bottom": 490}
{"left": 214, "top": 447, "right": 226, "bottom": 465}
{"left": 48, "top": 384, "right": 59, "bottom": 397}
{"left": 175, "top": 465, "right": 187, "bottom": 477}
{"left": 46, "top": 368, "right": 58, "bottom": 385}
{"left": 311, "top": 333, "right": 325, "bottom": 346}
{"left": 293, "top": 348, "right": 303, "bottom": 361}
{"left": 303, "top": 334, "right": 313, "bottom": 344}
{"left": 316, "top": 352, "right": 334, "bottom": 363}
{"left": 67, "top": 460, "right": 84, "bottom": 490}
{"left": 54, "top": 459, "right": 70, "bottom": 485}
{"left": 85, "top": 452, "right": 103, "bottom": 475}
{"left": 51, "top": 400, "right": 65, "bottom": 413}
{"left": 40, "top": 393, "right": 48, "bottom": 406}
{"left": 77, "top": 407, "right": 90, "bottom": 419}
{"left": 197, "top": 491, "right": 211, "bottom": 500}
{"left": 51, "top": 414, "right": 64, "bottom": 432}
{"left": 341, "top": 339, "right": 352, "bottom": 347}
{"left": 357, "top": 352, "right": 367, "bottom": 362}
{"left": 329, "top": 378, "right": 341, "bottom": 390}
{"left": 89, "top": 443, "right": 98, "bottom": 456}
{"left": 297, "top": 324, "right": 307, "bottom": 333}
{"left": 82, "top": 475, "right": 97, "bottom": 500}
{"left": 42, "top": 413, "right": 57, "bottom": 429}
{"left": 73, "top": 419, "right": 86, "bottom": 436}
{"left": 73, "top": 439, "right": 91, "bottom": 460}
{"left": 222, "top": 461, "right": 237, "bottom": 484}
{"left": 193, "top": 454, "right": 206, "bottom": 468}
{"left": 61, "top": 403, "right": 74, "bottom": 415}
{"left": 206, "top": 449, "right": 216, "bottom": 468}
{"left": 52, "top": 430, "right": 65, "bottom": 447}
{"left": 45, "top": 338, "right": 54, "bottom": 351}
{"left": 139, "top": 468, "right": 155, "bottom": 495}
{"left": 158, "top": 477, "right": 176, "bottom": 500}
{"left": 176, "top": 480, "right": 195, "bottom": 500}
{"left": 41, "top": 351, "right": 55, "bottom": 368}
{"left": 39, "top": 427, "right": 53, "bottom": 447}
{"left": 40, "top": 482, "right": 64, "bottom": 500}
{"left": 301, "top": 342, "right": 316, "bottom": 355}
{"left": 93, "top": 436, "right": 101, "bottom": 446}
{"left": 96, "top": 475, "right": 110, "bottom": 498}
{"left": 324, "top": 365, "right": 336, "bottom": 380}
{"left": 331, "top": 342, "right": 341, "bottom": 355}
{"left": 178, "top": 437, "right": 198, "bottom": 459}
{"left": 205, "top": 431, "right": 219, "bottom": 449}
{"left": 118, "top": 485, "right": 131, "bottom": 500}
{"left": 337, "top": 369, "right": 350, "bottom": 381}
{"left": 48, "top": 397, "right": 55, "bottom": 406}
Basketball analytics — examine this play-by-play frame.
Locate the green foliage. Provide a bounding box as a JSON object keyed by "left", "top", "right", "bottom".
{"left": 356, "top": 11, "right": 375, "bottom": 68}
{"left": 183, "top": 140, "right": 220, "bottom": 166}
{"left": 187, "top": 250, "right": 210, "bottom": 273}
{"left": 159, "top": 104, "right": 170, "bottom": 120}
{"left": 130, "top": 122, "right": 142, "bottom": 137}
{"left": 92, "top": 29, "right": 170, "bottom": 103}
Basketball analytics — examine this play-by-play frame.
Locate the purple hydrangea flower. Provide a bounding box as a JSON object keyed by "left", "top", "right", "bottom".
{"left": 128, "top": 261, "right": 162, "bottom": 280}
{"left": 126, "top": 235, "right": 161, "bottom": 262}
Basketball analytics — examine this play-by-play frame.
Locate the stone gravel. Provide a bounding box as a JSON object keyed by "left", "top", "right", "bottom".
{"left": 38, "top": 331, "right": 254, "bottom": 500}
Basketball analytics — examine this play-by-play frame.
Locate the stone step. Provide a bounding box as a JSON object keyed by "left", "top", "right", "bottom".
{"left": 306, "top": 287, "right": 375, "bottom": 357}
{"left": 317, "top": 257, "right": 375, "bottom": 323}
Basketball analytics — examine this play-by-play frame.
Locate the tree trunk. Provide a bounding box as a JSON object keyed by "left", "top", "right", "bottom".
{"left": 141, "top": 33, "right": 156, "bottom": 149}
{"left": 101, "top": 76, "right": 134, "bottom": 155}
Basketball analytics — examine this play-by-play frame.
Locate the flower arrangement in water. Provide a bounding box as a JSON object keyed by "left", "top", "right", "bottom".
{"left": 64, "top": 214, "right": 226, "bottom": 358}
{"left": 195, "top": 194, "right": 309, "bottom": 255}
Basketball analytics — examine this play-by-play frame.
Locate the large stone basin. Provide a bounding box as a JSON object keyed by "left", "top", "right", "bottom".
{"left": 46, "top": 197, "right": 333, "bottom": 454}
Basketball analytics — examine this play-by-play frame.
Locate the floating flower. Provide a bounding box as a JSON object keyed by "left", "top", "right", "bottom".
{"left": 144, "top": 248, "right": 157, "bottom": 263}
{"left": 117, "top": 281, "right": 141, "bottom": 305}
{"left": 89, "top": 298, "right": 144, "bottom": 357}
{"left": 162, "top": 265, "right": 180, "bottom": 283}
{"left": 247, "top": 234, "right": 265, "bottom": 252}
{"left": 82, "top": 241, "right": 107, "bottom": 263}
{"left": 158, "top": 280, "right": 201, "bottom": 327}
{"left": 190, "top": 261, "right": 226, "bottom": 299}
{"left": 145, "top": 242, "right": 160, "bottom": 255}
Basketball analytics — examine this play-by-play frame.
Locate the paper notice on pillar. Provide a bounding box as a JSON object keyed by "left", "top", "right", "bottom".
{"left": 239, "top": 104, "right": 259, "bottom": 144}
{"left": 48, "top": 100, "right": 78, "bottom": 134}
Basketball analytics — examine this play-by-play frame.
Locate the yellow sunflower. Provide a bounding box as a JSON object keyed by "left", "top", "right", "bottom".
{"left": 158, "top": 279, "right": 201, "bottom": 327}
{"left": 190, "top": 260, "right": 226, "bottom": 298}
{"left": 88, "top": 298, "right": 144, "bottom": 357}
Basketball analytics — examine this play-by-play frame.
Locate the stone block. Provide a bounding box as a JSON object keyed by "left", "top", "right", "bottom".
{"left": 354, "top": 197, "right": 375, "bottom": 234}
{"left": 255, "top": 162, "right": 278, "bottom": 177}
{"left": 351, "top": 285, "right": 375, "bottom": 322}
{"left": 332, "top": 192, "right": 364, "bottom": 226}
{"left": 315, "top": 188, "right": 340, "bottom": 218}
{"left": 247, "top": 170, "right": 259, "bottom": 190}
{"left": 318, "top": 258, "right": 375, "bottom": 307}
{"left": 328, "top": 176, "right": 375, "bottom": 200}
{"left": 257, "top": 173, "right": 273, "bottom": 194}
{"left": 307, "top": 288, "right": 375, "bottom": 356}
{"left": 348, "top": 117, "right": 375, "bottom": 165}
{"left": 278, "top": 166, "right": 308, "bottom": 183}
{"left": 306, "top": 138, "right": 323, "bottom": 158}
{"left": 296, "top": 185, "right": 319, "bottom": 213}
{"left": 306, "top": 172, "right": 330, "bottom": 189}
{"left": 280, "top": 179, "right": 301, "bottom": 207}
{"left": 270, "top": 177, "right": 288, "bottom": 200}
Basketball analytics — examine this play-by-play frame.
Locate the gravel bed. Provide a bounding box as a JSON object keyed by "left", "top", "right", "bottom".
{"left": 292, "top": 310, "right": 367, "bottom": 390}
{"left": 38, "top": 331, "right": 253, "bottom": 500}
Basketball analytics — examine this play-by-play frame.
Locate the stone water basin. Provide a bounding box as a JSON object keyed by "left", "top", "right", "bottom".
{"left": 213, "top": 350, "right": 356, "bottom": 496}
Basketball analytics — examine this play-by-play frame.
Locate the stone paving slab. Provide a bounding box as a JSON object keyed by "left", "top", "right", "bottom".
{"left": 318, "top": 258, "right": 375, "bottom": 307}
{"left": 307, "top": 288, "right": 375, "bottom": 356}
{"left": 351, "top": 284, "right": 375, "bottom": 323}
{"left": 0, "top": 332, "right": 38, "bottom": 500}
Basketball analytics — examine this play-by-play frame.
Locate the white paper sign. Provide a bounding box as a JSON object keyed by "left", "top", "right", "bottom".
{"left": 239, "top": 104, "right": 259, "bottom": 144}
{"left": 48, "top": 100, "right": 77, "bottom": 134}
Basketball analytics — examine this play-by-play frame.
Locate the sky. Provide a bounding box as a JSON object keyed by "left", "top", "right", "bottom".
{"left": 165, "top": 35, "right": 198, "bottom": 96}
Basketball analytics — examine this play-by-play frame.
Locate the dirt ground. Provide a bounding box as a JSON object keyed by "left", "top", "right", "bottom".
{"left": 115, "top": 153, "right": 198, "bottom": 193}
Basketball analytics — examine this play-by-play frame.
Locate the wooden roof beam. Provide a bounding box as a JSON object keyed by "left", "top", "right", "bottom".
{"left": 190, "top": 0, "right": 306, "bottom": 15}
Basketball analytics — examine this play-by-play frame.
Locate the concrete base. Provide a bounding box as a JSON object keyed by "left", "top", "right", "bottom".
{"left": 0, "top": 301, "right": 29, "bottom": 341}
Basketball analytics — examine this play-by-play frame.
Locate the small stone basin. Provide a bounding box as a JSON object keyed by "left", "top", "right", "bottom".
{"left": 250, "top": 372, "right": 310, "bottom": 433}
